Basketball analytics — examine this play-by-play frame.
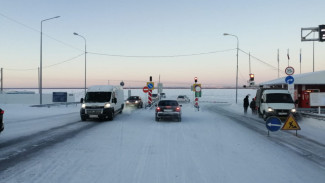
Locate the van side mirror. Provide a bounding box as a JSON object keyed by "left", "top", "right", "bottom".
{"left": 80, "top": 98, "right": 84, "bottom": 103}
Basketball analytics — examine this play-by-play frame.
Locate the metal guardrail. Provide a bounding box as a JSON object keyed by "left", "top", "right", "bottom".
{"left": 30, "top": 102, "right": 80, "bottom": 108}
{"left": 297, "top": 108, "right": 325, "bottom": 121}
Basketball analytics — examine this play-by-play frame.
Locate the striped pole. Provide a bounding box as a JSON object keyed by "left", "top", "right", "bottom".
{"left": 148, "top": 89, "right": 152, "bottom": 105}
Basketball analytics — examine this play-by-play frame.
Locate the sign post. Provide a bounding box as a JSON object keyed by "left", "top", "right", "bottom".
{"left": 147, "top": 77, "right": 154, "bottom": 106}
{"left": 193, "top": 77, "right": 201, "bottom": 111}
{"left": 281, "top": 114, "right": 301, "bottom": 136}
{"left": 265, "top": 117, "right": 282, "bottom": 136}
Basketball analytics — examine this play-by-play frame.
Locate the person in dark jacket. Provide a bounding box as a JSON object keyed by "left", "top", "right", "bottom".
{"left": 250, "top": 98, "right": 257, "bottom": 114}
{"left": 243, "top": 95, "right": 249, "bottom": 114}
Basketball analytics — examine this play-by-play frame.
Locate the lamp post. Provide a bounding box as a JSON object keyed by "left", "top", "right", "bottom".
{"left": 223, "top": 33, "right": 239, "bottom": 104}
{"left": 73, "top": 32, "right": 87, "bottom": 95}
{"left": 40, "top": 16, "right": 60, "bottom": 105}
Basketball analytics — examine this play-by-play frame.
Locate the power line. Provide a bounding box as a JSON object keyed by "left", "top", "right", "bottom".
{"left": 239, "top": 49, "right": 283, "bottom": 72}
{"left": 87, "top": 48, "right": 236, "bottom": 58}
{"left": 4, "top": 54, "right": 84, "bottom": 71}
{"left": 0, "top": 12, "right": 82, "bottom": 52}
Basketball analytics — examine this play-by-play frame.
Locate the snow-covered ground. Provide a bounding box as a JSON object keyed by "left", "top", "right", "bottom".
{"left": 0, "top": 89, "right": 325, "bottom": 183}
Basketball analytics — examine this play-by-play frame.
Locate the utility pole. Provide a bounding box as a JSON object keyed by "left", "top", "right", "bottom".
{"left": 277, "top": 49, "right": 279, "bottom": 78}
{"left": 0, "top": 68, "right": 3, "bottom": 93}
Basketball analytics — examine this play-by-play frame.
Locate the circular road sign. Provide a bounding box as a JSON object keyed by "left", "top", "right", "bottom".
{"left": 195, "top": 85, "right": 201, "bottom": 92}
{"left": 266, "top": 117, "right": 282, "bottom": 132}
{"left": 143, "top": 86, "right": 149, "bottom": 93}
{"left": 147, "top": 83, "right": 154, "bottom": 89}
{"left": 285, "top": 75, "right": 294, "bottom": 85}
{"left": 285, "top": 66, "right": 295, "bottom": 75}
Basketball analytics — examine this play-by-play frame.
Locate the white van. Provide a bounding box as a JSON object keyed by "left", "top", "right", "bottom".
{"left": 80, "top": 85, "right": 124, "bottom": 121}
{"left": 256, "top": 88, "right": 296, "bottom": 120}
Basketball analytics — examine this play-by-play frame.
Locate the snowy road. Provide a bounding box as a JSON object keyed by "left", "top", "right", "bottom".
{"left": 0, "top": 103, "right": 325, "bottom": 183}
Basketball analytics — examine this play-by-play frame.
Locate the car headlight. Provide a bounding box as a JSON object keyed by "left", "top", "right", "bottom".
{"left": 104, "top": 103, "right": 111, "bottom": 108}
{"left": 267, "top": 107, "right": 274, "bottom": 112}
{"left": 81, "top": 104, "right": 86, "bottom": 109}
{"left": 135, "top": 100, "right": 139, "bottom": 103}
{"left": 126, "top": 101, "right": 129, "bottom": 103}
{"left": 291, "top": 108, "right": 296, "bottom": 113}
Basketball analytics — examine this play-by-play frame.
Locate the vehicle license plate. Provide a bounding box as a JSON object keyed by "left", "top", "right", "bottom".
{"left": 278, "top": 112, "right": 287, "bottom": 115}
{"left": 89, "top": 115, "right": 98, "bottom": 118}
{"left": 164, "top": 109, "right": 173, "bottom": 112}
{"left": 87, "top": 110, "right": 101, "bottom": 115}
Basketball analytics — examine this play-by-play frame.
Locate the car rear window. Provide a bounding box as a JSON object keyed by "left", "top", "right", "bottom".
{"left": 159, "top": 100, "right": 179, "bottom": 106}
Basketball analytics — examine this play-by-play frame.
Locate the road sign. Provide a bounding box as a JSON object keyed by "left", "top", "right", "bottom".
{"left": 285, "top": 66, "right": 295, "bottom": 75}
{"left": 282, "top": 114, "right": 301, "bottom": 130}
{"left": 147, "top": 82, "right": 154, "bottom": 90}
{"left": 195, "top": 91, "right": 201, "bottom": 97}
{"left": 285, "top": 76, "right": 294, "bottom": 85}
{"left": 192, "top": 84, "right": 201, "bottom": 91}
{"left": 266, "top": 117, "right": 282, "bottom": 132}
{"left": 143, "top": 86, "right": 149, "bottom": 93}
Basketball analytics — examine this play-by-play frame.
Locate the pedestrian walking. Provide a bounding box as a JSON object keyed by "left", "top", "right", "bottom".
{"left": 243, "top": 95, "right": 249, "bottom": 114}
{"left": 250, "top": 98, "right": 257, "bottom": 114}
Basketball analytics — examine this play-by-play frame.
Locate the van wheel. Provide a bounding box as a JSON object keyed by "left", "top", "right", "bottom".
{"left": 108, "top": 111, "right": 114, "bottom": 121}
{"left": 262, "top": 112, "right": 268, "bottom": 121}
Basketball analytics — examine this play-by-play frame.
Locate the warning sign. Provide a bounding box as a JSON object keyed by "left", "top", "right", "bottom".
{"left": 281, "top": 114, "right": 301, "bottom": 130}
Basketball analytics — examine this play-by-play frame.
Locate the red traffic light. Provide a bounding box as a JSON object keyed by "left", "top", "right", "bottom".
{"left": 249, "top": 74, "right": 254, "bottom": 81}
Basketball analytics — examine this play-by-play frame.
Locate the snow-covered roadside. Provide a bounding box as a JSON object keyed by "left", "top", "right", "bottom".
{"left": 213, "top": 97, "right": 325, "bottom": 145}
{"left": 0, "top": 104, "right": 80, "bottom": 140}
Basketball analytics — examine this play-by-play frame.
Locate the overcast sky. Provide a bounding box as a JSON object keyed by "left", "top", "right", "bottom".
{"left": 1, "top": 0, "right": 325, "bottom": 88}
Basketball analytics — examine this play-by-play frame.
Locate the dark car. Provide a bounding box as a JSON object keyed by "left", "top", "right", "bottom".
{"left": 126, "top": 96, "right": 143, "bottom": 108}
{"left": 155, "top": 100, "right": 182, "bottom": 122}
{"left": 0, "top": 108, "right": 4, "bottom": 133}
{"left": 160, "top": 93, "right": 166, "bottom": 98}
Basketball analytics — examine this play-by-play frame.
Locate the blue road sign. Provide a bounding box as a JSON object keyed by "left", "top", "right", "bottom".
{"left": 147, "top": 83, "right": 154, "bottom": 89}
{"left": 285, "top": 75, "right": 294, "bottom": 85}
{"left": 266, "top": 117, "right": 282, "bottom": 132}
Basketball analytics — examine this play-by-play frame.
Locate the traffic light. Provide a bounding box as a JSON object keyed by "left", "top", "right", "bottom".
{"left": 249, "top": 74, "right": 254, "bottom": 81}
{"left": 319, "top": 25, "right": 325, "bottom": 42}
{"left": 194, "top": 77, "right": 198, "bottom": 83}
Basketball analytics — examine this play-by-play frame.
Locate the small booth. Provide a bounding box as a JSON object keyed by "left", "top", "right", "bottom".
{"left": 259, "top": 70, "right": 325, "bottom": 109}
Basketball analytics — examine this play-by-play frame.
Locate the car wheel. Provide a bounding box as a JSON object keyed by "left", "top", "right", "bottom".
{"left": 155, "top": 117, "right": 159, "bottom": 122}
{"left": 178, "top": 116, "right": 182, "bottom": 122}
{"left": 81, "top": 116, "right": 87, "bottom": 121}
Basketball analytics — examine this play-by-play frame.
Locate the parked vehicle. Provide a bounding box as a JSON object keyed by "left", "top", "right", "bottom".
{"left": 0, "top": 108, "right": 4, "bottom": 133}
{"left": 160, "top": 93, "right": 166, "bottom": 98}
{"left": 177, "top": 95, "right": 190, "bottom": 103}
{"left": 255, "top": 88, "right": 297, "bottom": 121}
{"left": 126, "top": 96, "right": 143, "bottom": 108}
{"left": 155, "top": 100, "right": 182, "bottom": 122}
{"left": 80, "top": 85, "right": 124, "bottom": 121}
{"left": 152, "top": 94, "right": 159, "bottom": 101}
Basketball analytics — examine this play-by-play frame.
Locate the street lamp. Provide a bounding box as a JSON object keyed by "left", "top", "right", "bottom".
{"left": 223, "top": 33, "right": 239, "bottom": 104}
{"left": 73, "top": 32, "right": 87, "bottom": 95}
{"left": 40, "top": 16, "right": 60, "bottom": 105}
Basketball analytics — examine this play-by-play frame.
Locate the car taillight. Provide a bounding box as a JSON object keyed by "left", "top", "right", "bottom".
{"left": 176, "top": 107, "right": 181, "bottom": 112}
{"left": 156, "top": 107, "right": 161, "bottom": 112}
{"left": 0, "top": 110, "right": 4, "bottom": 114}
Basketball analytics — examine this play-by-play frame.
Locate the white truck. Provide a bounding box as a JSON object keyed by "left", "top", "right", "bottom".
{"left": 80, "top": 85, "right": 124, "bottom": 121}
{"left": 255, "top": 88, "right": 297, "bottom": 121}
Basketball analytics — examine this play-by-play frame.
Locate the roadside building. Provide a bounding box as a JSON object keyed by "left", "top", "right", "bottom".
{"left": 259, "top": 70, "right": 325, "bottom": 108}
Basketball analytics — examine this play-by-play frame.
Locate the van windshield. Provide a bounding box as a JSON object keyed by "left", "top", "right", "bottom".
{"left": 85, "top": 92, "right": 111, "bottom": 103}
{"left": 265, "top": 93, "right": 294, "bottom": 103}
